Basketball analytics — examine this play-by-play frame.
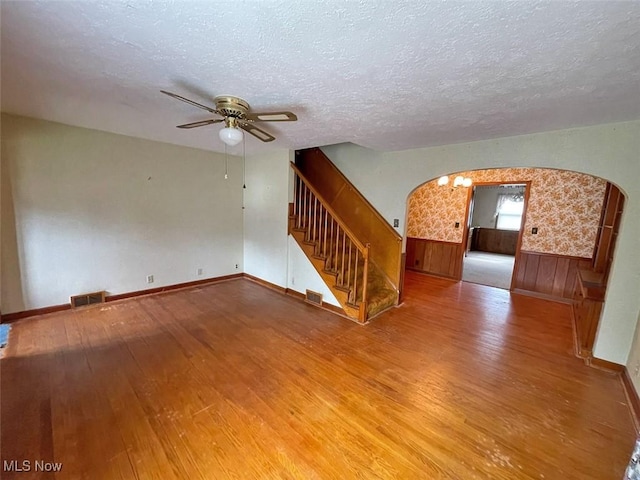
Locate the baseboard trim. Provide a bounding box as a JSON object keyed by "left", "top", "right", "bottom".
{"left": 284, "top": 288, "right": 346, "bottom": 317}
{"left": 1, "top": 273, "right": 351, "bottom": 323}
{"left": 242, "top": 274, "right": 287, "bottom": 294}
{"left": 241, "top": 274, "right": 348, "bottom": 318}
{"left": 405, "top": 268, "right": 458, "bottom": 282}
{"left": 106, "top": 274, "right": 243, "bottom": 302}
{"left": 622, "top": 367, "right": 640, "bottom": 434}
{"left": 586, "top": 357, "right": 624, "bottom": 373}
{"left": 511, "top": 288, "right": 574, "bottom": 305}
{"left": 1, "top": 303, "right": 71, "bottom": 323}
{"left": 1, "top": 274, "right": 244, "bottom": 323}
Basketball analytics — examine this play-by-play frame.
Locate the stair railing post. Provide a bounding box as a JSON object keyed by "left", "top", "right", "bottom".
{"left": 334, "top": 224, "right": 340, "bottom": 274}
{"left": 359, "top": 244, "right": 370, "bottom": 323}
{"left": 293, "top": 173, "right": 299, "bottom": 222}
{"left": 347, "top": 241, "right": 352, "bottom": 290}
{"left": 340, "top": 229, "right": 347, "bottom": 286}
{"left": 322, "top": 207, "right": 328, "bottom": 258}
{"left": 352, "top": 249, "right": 359, "bottom": 305}
{"left": 305, "top": 189, "right": 313, "bottom": 242}
{"left": 301, "top": 183, "right": 307, "bottom": 234}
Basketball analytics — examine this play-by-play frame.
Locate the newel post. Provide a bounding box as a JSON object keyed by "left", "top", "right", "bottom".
{"left": 358, "top": 244, "right": 371, "bottom": 323}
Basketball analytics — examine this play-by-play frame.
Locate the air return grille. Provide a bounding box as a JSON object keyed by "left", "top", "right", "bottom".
{"left": 305, "top": 289, "right": 323, "bottom": 306}
{"left": 70, "top": 291, "right": 106, "bottom": 308}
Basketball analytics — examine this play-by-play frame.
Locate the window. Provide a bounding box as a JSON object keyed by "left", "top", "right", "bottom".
{"left": 496, "top": 194, "right": 524, "bottom": 230}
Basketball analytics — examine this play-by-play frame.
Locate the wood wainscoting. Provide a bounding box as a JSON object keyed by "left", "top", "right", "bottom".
{"left": 405, "top": 237, "right": 463, "bottom": 279}
{"left": 512, "top": 251, "right": 592, "bottom": 301}
{"left": 471, "top": 228, "right": 519, "bottom": 255}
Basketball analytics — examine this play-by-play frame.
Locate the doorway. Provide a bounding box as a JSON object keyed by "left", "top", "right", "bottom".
{"left": 462, "top": 184, "right": 527, "bottom": 290}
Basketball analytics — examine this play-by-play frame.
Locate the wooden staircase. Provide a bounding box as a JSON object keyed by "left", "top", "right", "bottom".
{"left": 289, "top": 149, "right": 401, "bottom": 323}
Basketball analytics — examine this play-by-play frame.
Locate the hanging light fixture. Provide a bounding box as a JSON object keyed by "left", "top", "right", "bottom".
{"left": 218, "top": 117, "right": 243, "bottom": 147}
{"left": 438, "top": 175, "right": 472, "bottom": 189}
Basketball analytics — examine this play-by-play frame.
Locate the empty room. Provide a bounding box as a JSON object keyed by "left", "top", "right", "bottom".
{"left": 2, "top": 2, "right": 640, "bottom": 479}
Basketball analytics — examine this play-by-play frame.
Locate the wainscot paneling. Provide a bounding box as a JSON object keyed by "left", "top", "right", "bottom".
{"left": 512, "top": 251, "right": 592, "bottom": 300}
{"left": 405, "top": 237, "right": 463, "bottom": 279}
{"left": 472, "top": 228, "right": 519, "bottom": 255}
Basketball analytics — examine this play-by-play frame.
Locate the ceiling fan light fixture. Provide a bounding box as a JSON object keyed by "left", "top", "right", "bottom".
{"left": 219, "top": 126, "right": 243, "bottom": 146}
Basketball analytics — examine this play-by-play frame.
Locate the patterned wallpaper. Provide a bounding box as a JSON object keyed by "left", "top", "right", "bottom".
{"left": 406, "top": 168, "right": 607, "bottom": 258}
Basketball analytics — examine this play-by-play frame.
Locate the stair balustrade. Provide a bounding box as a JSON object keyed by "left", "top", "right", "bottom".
{"left": 291, "top": 164, "right": 370, "bottom": 319}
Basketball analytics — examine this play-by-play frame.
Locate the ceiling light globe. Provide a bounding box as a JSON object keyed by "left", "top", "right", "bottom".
{"left": 453, "top": 175, "right": 464, "bottom": 187}
{"left": 219, "top": 126, "right": 243, "bottom": 146}
{"left": 437, "top": 176, "right": 449, "bottom": 186}
{"left": 462, "top": 178, "right": 473, "bottom": 187}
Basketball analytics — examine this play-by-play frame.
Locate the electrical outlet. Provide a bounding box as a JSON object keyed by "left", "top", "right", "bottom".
{"left": 532, "top": 227, "right": 538, "bottom": 234}
{"left": 235, "top": 264, "right": 239, "bottom": 269}
{"left": 393, "top": 219, "right": 399, "bottom": 228}
{"left": 197, "top": 268, "right": 203, "bottom": 276}
{"left": 146, "top": 275, "right": 154, "bottom": 284}
{"left": 454, "top": 222, "right": 460, "bottom": 228}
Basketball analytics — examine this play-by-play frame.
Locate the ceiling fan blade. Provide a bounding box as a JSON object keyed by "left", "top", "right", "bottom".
{"left": 239, "top": 122, "right": 276, "bottom": 142}
{"left": 245, "top": 111, "right": 297, "bottom": 122}
{"left": 161, "top": 90, "right": 218, "bottom": 114}
{"left": 176, "top": 119, "right": 223, "bottom": 129}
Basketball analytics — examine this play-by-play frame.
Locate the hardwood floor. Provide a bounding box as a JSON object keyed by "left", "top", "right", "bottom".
{"left": 1, "top": 272, "right": 635, "bottom": 479}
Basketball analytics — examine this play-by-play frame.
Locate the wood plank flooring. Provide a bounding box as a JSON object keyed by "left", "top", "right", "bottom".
{"left": 1, "top": 272, "right": 636, "bottom": 479}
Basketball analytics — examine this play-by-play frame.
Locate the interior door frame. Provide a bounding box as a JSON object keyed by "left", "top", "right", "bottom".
{"left": 459, "top": 180, "right": 532, "bottom": 291}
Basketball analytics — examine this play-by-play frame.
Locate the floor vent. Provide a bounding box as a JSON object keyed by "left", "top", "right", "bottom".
{"left": 70, "top": 291, "right": 106, "bottom": 308}
{"left": 305, "top": 289, "right": 323, "bottom": 306}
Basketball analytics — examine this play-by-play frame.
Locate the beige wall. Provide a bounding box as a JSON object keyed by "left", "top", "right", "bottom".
{"left": 1, "top": 114, "right": 244, "bottom": 313}
{"left": 407, "top": 168, "right": 607, "bottom": 258}
{"left": 322, "top": 119, "right": 640, "bottom": 367}
{"left": 243, "top": 149, "right": 290, "bottom": 287}
{"left": 626, "top": 312, "right": 640, "bottom": 392}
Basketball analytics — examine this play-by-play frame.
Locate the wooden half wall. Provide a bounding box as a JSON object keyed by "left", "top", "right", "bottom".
{"left": 406, "top": 238, "right": 590, "bottom": 303}
{"left": 512, "top": 251, "right": 592, "bottom": 301}
{"left": 405, "top": 237, "right": 463, "bottom": 280}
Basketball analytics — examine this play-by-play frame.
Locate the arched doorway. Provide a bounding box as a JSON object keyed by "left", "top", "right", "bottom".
{"left": 404, "top": 167, "right": 625, "bottom": 360}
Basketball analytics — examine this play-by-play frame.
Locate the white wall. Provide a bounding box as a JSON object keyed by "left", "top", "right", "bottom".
{"left": 626, "top": 312, "right": 640, "bottom": 392}
{"left": 286, "top": 236, "right": 339, "bottom": 307}
{"left": 322, "top": 119, "right": 640, "bottom": 366}
{"left": 243, "top": 149, "right": 344, "bottom": 305}
{"left": 243, "top": 149, "right": 291, "bottom": 287}
{"left": 1, "top": 114, "right": 244, "bottom": 313}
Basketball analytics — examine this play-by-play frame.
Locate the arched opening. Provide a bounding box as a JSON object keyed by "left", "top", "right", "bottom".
{"left": 404, "top": 167, "right": 625, "bottom": 360}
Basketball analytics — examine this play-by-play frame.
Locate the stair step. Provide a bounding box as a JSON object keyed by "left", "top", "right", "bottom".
{"left": 334, "top": 285, "right": 351, "bottom": 293}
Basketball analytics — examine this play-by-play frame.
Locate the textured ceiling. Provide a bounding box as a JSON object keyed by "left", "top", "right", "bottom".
{"left": 2, "top": 1, "right": 640, "bottom": 154}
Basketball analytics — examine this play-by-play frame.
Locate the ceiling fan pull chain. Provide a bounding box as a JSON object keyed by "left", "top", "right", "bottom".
{"left": 224, "top": 144, "right": 228, "bottom": 180}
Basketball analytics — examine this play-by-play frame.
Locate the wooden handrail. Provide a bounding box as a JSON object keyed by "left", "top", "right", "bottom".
{"left": 291, "top": 163, "right": 369, "bottom": 255}
{"left": 293, "top": 149, "right": 402, "bottom": 294}
{"left": 305, "top": 148, "right": 401, "bottom": 242}
{"left": 291, "top": 163, "right": 373, "bottom": 321}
